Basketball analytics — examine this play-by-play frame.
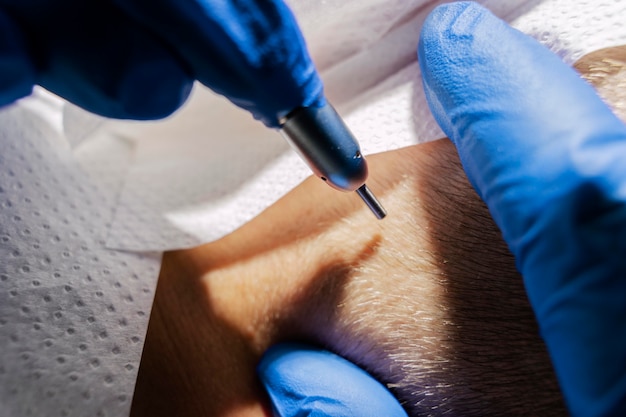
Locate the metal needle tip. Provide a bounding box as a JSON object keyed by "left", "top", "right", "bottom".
{"left": 356, "top": 184, "right": 387, "bottom": 220}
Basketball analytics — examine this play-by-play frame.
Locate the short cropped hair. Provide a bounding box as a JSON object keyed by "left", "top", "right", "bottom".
{"left": 286, "top": 139, "right": 565, "bottom": 415}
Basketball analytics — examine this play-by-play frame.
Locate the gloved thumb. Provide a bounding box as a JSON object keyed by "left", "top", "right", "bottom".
{"left": 257, "top": 343, "right": 408, "bottom": 417}
{"left": 418, "top": 2, "right": 626, "bottom": 416}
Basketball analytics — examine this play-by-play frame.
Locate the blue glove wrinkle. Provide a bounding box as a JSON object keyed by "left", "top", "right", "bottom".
{"left": 0, "top": 7, "right": 35, "bottom": 106}
{"left": 0, "top": 0, "right": 193, "bottom": 119}
{"left": 419, "top": 3, "right": 626, "bottom": 416}
{"left": 114, "top": 0, "right": 324, "bottom": 127}
{"left": 258, "top": 343, "right": 408, "bottom": 417}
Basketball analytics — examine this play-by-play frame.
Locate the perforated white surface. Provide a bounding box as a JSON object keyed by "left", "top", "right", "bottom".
{"left": 0, "top": 98, "right": 159, "bottom": 417}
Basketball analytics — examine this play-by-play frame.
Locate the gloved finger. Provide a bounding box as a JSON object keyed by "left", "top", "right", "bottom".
{"left": 418, "top": 2, "right": 626, "bottom": 416}
{"left": 0, "top": 8, "right": 35, "bottom": 106}
{"left": 258, "top": 343, "right": 408, "bottom": 417}
{"left": 112, "top": 0, "right": 324, "bottom": 127}
{"left": 3, "top": 0, "right": 193, "bottom": 119}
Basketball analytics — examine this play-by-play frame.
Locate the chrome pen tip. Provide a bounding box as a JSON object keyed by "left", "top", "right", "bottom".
{"left": 356, "top": 184, "right": 387, "bottom": 220}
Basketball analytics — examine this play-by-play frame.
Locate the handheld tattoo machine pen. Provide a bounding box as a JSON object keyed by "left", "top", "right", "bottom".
{"left": 280, "top": 103, "right": 386, "bottom": 219}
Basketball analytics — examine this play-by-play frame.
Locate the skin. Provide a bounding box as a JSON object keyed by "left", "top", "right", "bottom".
{"left": 130, "top": 46, "right": 626, "bottom": 417}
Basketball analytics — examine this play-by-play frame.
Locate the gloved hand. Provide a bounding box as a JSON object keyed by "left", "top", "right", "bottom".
{"left": 417, "top": 2, "right": 626, "bottom": 416}
{"left": 0, "top": 0, "right": 322, "bottom": 125}
{"left": 258, "top": 2, "right": 626, "bottom": 416}
{"left": 258, "top": 343, "right": 408, "bottom": 417}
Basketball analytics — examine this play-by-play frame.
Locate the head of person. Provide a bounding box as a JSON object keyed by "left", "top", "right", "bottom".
{"left": 129, "top": 46, "right": 626, "bottom": 417}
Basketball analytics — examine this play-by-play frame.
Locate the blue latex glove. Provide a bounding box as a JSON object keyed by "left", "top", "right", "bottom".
{"left": 0, "top": 0, "right": 322, "bottom": 125}
{"left": 418, "top": 2, "right": 626, "bottom": 416}
{"left": 258, "top": 343, "right": 408, "bottom": 417}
